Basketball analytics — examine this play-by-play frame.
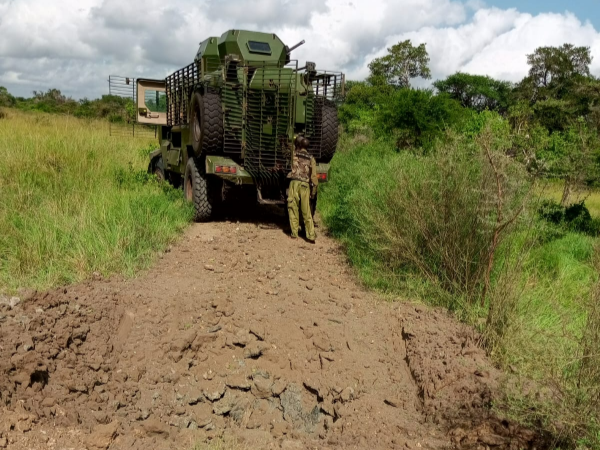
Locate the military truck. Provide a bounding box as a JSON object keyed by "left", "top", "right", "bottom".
{"left": 135, "top": 29, "right": 344, "bottom": 221}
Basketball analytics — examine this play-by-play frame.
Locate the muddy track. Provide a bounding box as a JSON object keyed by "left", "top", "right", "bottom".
{"left": 0, "top": 213, "right": 540, "bottom": 450}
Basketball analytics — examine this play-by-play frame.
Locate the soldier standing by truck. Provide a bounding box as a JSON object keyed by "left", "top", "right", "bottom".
{"left": 287, "top": 136, "right": 318, "bottom": 242}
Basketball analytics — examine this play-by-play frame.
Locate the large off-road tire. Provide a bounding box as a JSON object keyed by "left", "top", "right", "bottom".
{"left": 190, "top": 90, "right": 223, "bottom": 155}
{"left": 148, "top": 155, "right": 165, "bottom": 182}
{"left": 184, "top": 157, "right": 214, "bottom": 222}
{"left": 318, "top": 100, "right": 339, "bottom": 163}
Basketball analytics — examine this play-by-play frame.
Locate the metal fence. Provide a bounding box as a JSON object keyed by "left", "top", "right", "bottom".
{"left": 107, "top": 75, "right": 158, "bottom": 138}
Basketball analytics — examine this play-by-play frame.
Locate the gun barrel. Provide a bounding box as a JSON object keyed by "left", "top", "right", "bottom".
{"left": 287, "top": 40, "right": 305, "bottom": 54}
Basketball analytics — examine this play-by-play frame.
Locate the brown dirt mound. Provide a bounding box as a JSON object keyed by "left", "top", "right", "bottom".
{"left": 0, "top": 220, "right": 541, "bottom": 450}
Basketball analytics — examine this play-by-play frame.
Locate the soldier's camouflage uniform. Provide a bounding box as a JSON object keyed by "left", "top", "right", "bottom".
{"left": 287, "top": 147, "right": 318, "bottom": 241}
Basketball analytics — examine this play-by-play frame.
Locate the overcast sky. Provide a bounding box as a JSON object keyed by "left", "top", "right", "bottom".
{"left": 1, "top": 0, "right": 599, "bottom": 99}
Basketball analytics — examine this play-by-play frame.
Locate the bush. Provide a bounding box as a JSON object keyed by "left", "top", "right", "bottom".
{"left": 538, "top": 199, "right": 600, "bottom": 236}
{"left": 321, "top": 113, "right": 530, "bottom": 308}
{"left": 374, "top": 88, "right": 466, "bottom": 150}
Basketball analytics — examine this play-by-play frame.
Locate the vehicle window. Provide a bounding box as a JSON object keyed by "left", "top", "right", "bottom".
{"left": 248, "top": 41, "right": 271, "bottom": 55}
{"left": 144, "top": 90, "right": 167, "bottom": 113}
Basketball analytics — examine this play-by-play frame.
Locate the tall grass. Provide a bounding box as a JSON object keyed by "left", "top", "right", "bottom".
{"left": 0, "top": 110, "right": 192, "bottom": 292}
{"left": 320, "top": 128, "right": 600, "bottom": 447}
{"left": 320, "top": 121, "right": 530, "bottom": 309}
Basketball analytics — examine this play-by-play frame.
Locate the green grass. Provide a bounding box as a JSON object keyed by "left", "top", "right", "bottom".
{"left": 318, "top": 135, "right": 411, "bottom": 294}
{"left": 495, "top": 231, "right": 595, "bottom": 373}
{"left": 0, "top": 109, "right": 192, "bottom": 293}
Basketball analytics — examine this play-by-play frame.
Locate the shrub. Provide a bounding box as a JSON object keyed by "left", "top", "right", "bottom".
{"left": 374, "top": 88, "right": 466, "bottom": 151}
{"left": 538, "top": 199, "right": 600, "bottom": 236}
{"left": 321, "top": 113, "right": 530, "bottom": 308}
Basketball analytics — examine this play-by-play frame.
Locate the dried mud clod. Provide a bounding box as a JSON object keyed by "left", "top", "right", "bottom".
{"left": 0, "top": 221, "right": 543, "bottom": 450}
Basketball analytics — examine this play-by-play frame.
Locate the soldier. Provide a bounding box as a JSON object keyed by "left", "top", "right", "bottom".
{"left": 287, "top": 136, "right": 318, "bottom": 242}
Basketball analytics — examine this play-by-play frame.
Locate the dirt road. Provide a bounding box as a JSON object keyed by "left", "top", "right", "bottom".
{"left": 0, "top": 212, "right": 539, "bottom": 450}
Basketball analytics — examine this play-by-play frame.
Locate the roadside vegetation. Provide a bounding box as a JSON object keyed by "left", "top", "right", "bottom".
{"left": 0, "top": 86, "right": 135, "bottom": 122}
{"left": 321, "top": 41, "right": 600, "bottom": 448}
{"left": 0, "top": 110, "right": 192, "bottom": 293}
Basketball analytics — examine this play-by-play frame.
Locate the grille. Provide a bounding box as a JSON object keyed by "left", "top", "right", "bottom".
{"left": 306, "top": 71, "right": 344, "bottom": 159}
{"left": 222, "top": 61, "right": 243, "bottom": 161}
{"left": 165, "top": 63, "right": 199, "bottom": 127}
{"left": 244, "top": 63, "right": 297, "bottom": 184}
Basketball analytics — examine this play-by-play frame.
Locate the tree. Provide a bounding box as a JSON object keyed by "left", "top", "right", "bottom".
{"left": 543, "top": 119, "right": 600, "bottom": 205}
{"left": 513, "top": 44, "right": 596, "bottom": 132}
{"left": 368, "top": 40, "right": 431, "bottom": 88}
{"left": 527, "top": 44, "right": 592, "bottom": 91}
{"left": 0, "top": 86, "right": 16, "bottom": 107}
{"left": 517, "top": 44, "right": 593, "bottom": 105}
{"left": 433, "top": 73, "right": 512, "bottom": 113}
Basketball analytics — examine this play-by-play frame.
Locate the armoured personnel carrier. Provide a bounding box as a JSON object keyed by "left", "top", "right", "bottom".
{"left": 135, "top": 29, "right": 344, "bottom": 221}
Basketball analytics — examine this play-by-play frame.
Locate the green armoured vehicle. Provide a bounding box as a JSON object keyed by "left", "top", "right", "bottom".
{"left": 135, "top": 29, "right": 344, "bottom": 221}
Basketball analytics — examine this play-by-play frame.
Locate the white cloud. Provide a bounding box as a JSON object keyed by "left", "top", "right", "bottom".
{"left": 0, "top": 0, "right": 599, "bottom": 99}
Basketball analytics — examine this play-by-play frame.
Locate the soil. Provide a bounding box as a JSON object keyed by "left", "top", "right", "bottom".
{"left": 0, "top": 211, "right": 542, "bottom": 450}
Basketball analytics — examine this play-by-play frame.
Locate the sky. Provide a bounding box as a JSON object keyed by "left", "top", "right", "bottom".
{"left": 0, "top": 0, "right": 599, "bottom": 99}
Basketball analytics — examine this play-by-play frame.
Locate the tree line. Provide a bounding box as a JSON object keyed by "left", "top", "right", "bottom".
{"left": 341, "top": 41, "right": 600, "bottom": 206}
{"left": 0, "top": 86, "right": 135, "bottom": 123}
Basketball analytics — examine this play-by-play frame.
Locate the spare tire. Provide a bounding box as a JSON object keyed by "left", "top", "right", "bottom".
{"left": 190, "top": 89, "right": 223, "bottom": 155}
{"left": 315, "top": 99, "right": 339, "bottom": 163}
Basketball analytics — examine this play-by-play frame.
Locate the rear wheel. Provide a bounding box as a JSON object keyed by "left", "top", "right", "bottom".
{"left": 190, "top": 89, "right": 223, "bottom": 155}
{"left": 184, "top": 157, "right": 214, "bottom": 222}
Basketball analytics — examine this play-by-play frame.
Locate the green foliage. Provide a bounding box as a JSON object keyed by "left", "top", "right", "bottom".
{"left": 321, "top": 113, "right": 529, "bottom": 306}
{"left": 0, "top": 86, "right": 16, "bottom": 107}
{"left": 324, "top": 39, "right": 600, "bottom": 450}
{"left": 374, "top": 89, "right": 466, "bottom": 150}
{"left": 138, "top": 142, "right": 158, "bottom": 159}
{"left": 337, "top": 81, "right": 381, "bottom": 133}
{"left": 367, "top": 40, "right": 431, "bottom": 88}
{"left": 539, "top": 199, "right": 600, "bottom": 236}
{"left": 339, "top": 82, "right": 466, "bottom": 150}
{"left": 514, "top": 44, "right": 597, "bottom": 133}
{"left": 526, "top": 44, "right": 592, "bottom": 93}
{"left": 321, "top": 125, "right": 600, "bottom": 447}
{"left": 433, "top": 72, "right": 513, "bottom": 113}
{"left": 0, "top": 111, "right": 192, "bottom": 293}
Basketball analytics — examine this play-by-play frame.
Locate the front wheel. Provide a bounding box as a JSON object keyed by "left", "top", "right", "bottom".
{"left": 148, "top": 155, "right": 165, "bottom": 182}
{"left": 184, "top": 157, "right": 214, "bottom": 222}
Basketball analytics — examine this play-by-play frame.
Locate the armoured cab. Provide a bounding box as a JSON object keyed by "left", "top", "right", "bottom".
{"left": 130, "top": 29, "right": 344, "bottom": 221}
